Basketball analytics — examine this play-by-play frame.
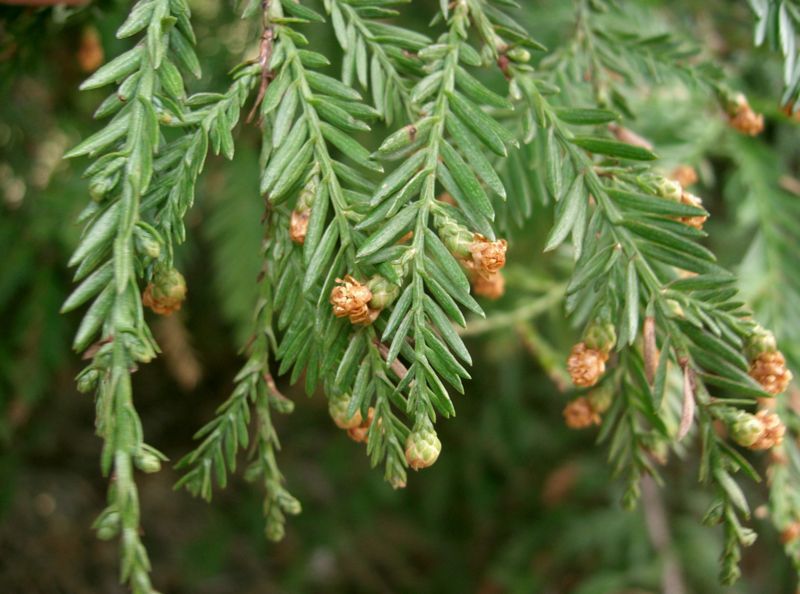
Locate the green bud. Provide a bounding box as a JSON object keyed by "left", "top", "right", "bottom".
{"left": 655, "top": 176, "right": 683, "bottom": 202}
{"left": 587, "top": 385, "right": 614, "bottom": 414}
{"left": 434, "top": 211, "right": 473, "bottom": 258}
{"left": 665, "top": 299, "right": 685, "bottom": 319}
{"left": 329, "top": 393, "right": 361, "bottom": 429}
{"left": 278, "top": 490, "right": 302, "bottom": 516}
{"left": 730, "top": 412, "right": 764, "bottom": 448}
{"left": 135, "top": 450, "right": 162, "bottom": 474}
{"left": 745, "top": 326, "right": 777, "bottom": 359}
{"left": 76, "top": 368, "right": 100, "bottom": 394}
{"left": 135, "top": 232, "right": 161, "bottom": 259}
{"left": 508, "top": 47, "right": 531, "bottom": 63}
{"left": 94, "top": 510, "right": 120, "bottom": 541}
{"left": 405, "top": 425, "right": 442, "bottom": 470}
{"left": 89, "top": 175, "right": 116, "bottom": 202}
{"left": 367, "top": 275, "right": 400, "bottom": 310}
{"left": 702, "top": 499, "right": 724, "bottom": 526}
{"left": 584, "top": 321, "right": 616, "bottom": 353}
{"left": 265, "top": 518, "right": 285, "bottom": 542}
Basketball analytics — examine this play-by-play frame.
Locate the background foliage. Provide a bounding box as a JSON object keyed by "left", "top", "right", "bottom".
{"left": 2, "top": 0, "right": 800, "bottom": 592}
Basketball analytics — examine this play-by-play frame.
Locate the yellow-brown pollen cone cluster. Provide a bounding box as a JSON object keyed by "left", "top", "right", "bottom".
{"left": 563, "top": 396, "right": 601, "bottom": 429}
{"left": 750, "top": 410, "right": 786, "bottom": 450}
{"left": 347, "top": 407, "right": 375, "bottom": 443}
{"left": 469, "top": 234, "right": 508, "bottom": 279}
{"left": 728, "top": 94, "right": 765, "bottom": 136}
{"left": 289, "top": 209, "right": 310, "bottom": 244}
{"left": 671, "top": 165, "right": 698, "bottom": 188}
{"left": 330, "top": 275, "right": 374, "bottom": 325}
{"left": 567, "top": 342, "right": 609, "bottom": 388}
{"left": 142, "top": 269, "right": 187, "bottom": 316}
{"left": 749, "top": 351, "right": 793, "bottom": 396}
{"left": 472, "top": 270, "right": 505, "bottom": 300}
{"left": 678, "top": 191, "right": 708, "bottom": 230}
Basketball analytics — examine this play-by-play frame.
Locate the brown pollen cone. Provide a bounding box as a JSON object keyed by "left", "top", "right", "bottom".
{"left": 671, "top": 165, "right": 698, "bottom": 188}
{"left": 750, "top": 351, "right": 793, "bottom": 395}
{"left": 469, "top": 234, "right": 507, "bottom": 278}
{"left": 347, "top": 407, "right": 375, "bottom": 443}
{"left": 330, "top": 276, "right": 373, "bottom": 325}
{"left": 142, "top": 270, "right": 187, "bottom": 316}
{"left": 563, "top": 397, "right": 601, "bottom": 429}
{"left": 289, "top": 209, "right": 310, "bottom": 244}
{"left": 781, "top": 522, "right": 800, "bottom": 544}
{"left": 567, "top": 342, "right": 608, "bottom": 388}
{"left": 77, "top": 27, "right": 104, "bottom": 72}
{"left": 472, "top": 271, "right": 505, "bottom": 300}
{"left": 750, "top": 410, "right": 786, "bottom": 450}
{"left": 729, "top": 95, "right": 765, "bottom": 136}
{"left": 678, "top": 191, "right": 708, "bottom": 230}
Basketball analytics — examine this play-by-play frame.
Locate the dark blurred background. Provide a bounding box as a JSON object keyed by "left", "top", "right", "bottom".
{"left": 2, "top": 1, "right": 800, "bottom": 592}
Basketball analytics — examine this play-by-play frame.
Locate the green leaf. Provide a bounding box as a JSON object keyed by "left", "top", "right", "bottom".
{"left": 571, "top": 137, "right": 658, "bottom": 161}
{"left": 320, "top": 122, "right": 382, "bottom": 172}
{"left": 608, "top": 189, "right": 708, "bottom": 218}
{"left": 447, "top": 92, "right": 508, "bottom": 156}
{"left": 357, "top": 204, "right": 418, "bottom": 258}
{"left": 306, "top": 70, "right": 362, "bottom": 100}
{"left": 555, "top": 108, "right": 619, "bottom": 125}
{"left": 544, "top": 174, "right": 584, "bottom": 251}
{"left": 455, "top": 66, "right": 512, "bottom": 108}
{"left": 445, "top": 115, "right": 506, "bottom": 199}
{"left": 80, "top": 47, "right": 144, "bottom": 91}
{"left": 439, "top": 140, "right": 494, "bottom": 220}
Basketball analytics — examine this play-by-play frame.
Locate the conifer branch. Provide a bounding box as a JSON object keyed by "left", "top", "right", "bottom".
{"left": 324, "top": 0, "right": 426, "bottom": 122}
{"left": 469, "top": 0, "right": 792, "bottom": 582}
{"left": 63, "top": 0, "right": 204, "bottom": 590}
{"left": 750, "top": 0, "right": 800, "bottom": 111}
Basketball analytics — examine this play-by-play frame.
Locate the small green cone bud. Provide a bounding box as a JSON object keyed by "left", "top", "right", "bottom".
{"left": 277, "top": 490, "right": 302, "bottom": 516}
{"left": 95, "top": 510, "right": 121, "bottom": 541}
{"left": 135, "top": 450, "right": 162, "bottom": 474}
{"left": 367, "top": 275, "right": 400, "bottom": 310}
{"left": 584, "top": 321, "right": 616, "bottom": 354}
{"left": 434, "top": 212, "right": 473, "bottom": 258}
{"left": 665, "top": 299, "right": 685, "bottom": 319}
{"left": 655, "top": 176, "right": 683, "bottom": 202}
{"left": 135, "top": 233, "right": 161, "bottom": 259}
{"left": 508, "top": 47, "right": 531, "bottom": 63}
{"left": 328, "top": 393, "right": 362, "bottom": 430}
{"left": 143, "top": 267, "right": 187, "bottom": 315}
{"left": 587, "top": 385, "right": 614, "bottom": 414}
{"left": 76, "top": 368, "right": 100, "bottom": 394}
{"left": 730, "top": 412, "right": 765, "bottom": 448}
{"left": 89, "top": 175, "right": 116, "bottom": 202}
{"left": 405, "top": 425, "right": 442, "bottom": 470}
{"left": 265, "top": 517, "right": 285, "bottom": 542}
{"left": 745, "top": 326, "right": 778, "bottom": 360}
{"left": 702, "top": 499, "right": 724, "bottom": 526}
